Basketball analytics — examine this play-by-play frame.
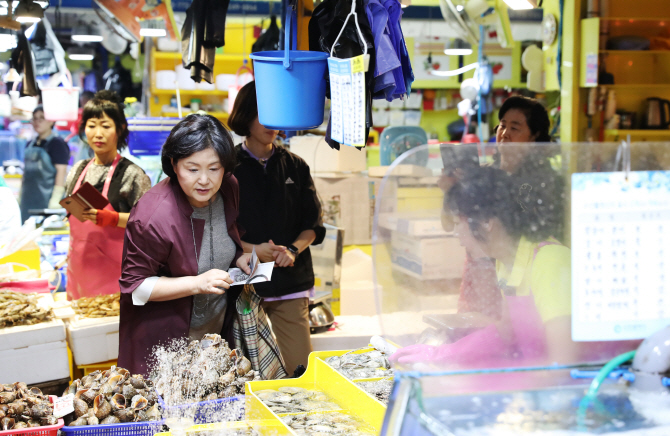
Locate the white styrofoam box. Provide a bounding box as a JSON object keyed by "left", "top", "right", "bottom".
{"left": 389, "top": 110, "right": 405, "bottom": 126}
{"left": 175, "top": 65, "right": 196, "bottom": 90}
{"left": 155, "top": 70, "right": 177, "bottom": 90}
{"left": 389, "top": 98, "right": 405, "bottom": 109}
{"left": 290, "top": 135, "right": 366, "bottom": 173}
{"left": 372, "top": 99, "right": 390, "bottom": 110}
{"left": 396, "top": 217, "right": 449, "bottom": 237}
{"left": 216, "top": 74, "right": 237, "bottom": 91}
{"left": 406, "top": 91, "right": 423, "bottom": 109}
{"left": 314, "top": 174, "right": 373, "bottom": 245}
{"left": 0, "top": 340, "right": 69, "bottom": 385}
{"left": 156, "top": 37, "right": 180, "bottom": 52}
{"left": 404, "top": 110, "right": 422, "bottom": 126}
{"left": 197, "top": 81, "right": 216, "bottom": 91}
{"left": 0, "top": 318, "right": 66, "bottom": 352}
{"left": 66, "top": 316, "right": 120, "bottom": 365}
{"left": 372, "top": 110, "right": 390, "bottom": 127}
{"left": 391, "top": 231, "right": 465, "bottom": 280}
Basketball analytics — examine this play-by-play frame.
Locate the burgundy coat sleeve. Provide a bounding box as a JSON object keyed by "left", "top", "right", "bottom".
{"left": 119, "top": 218, "right": 172, "bottom": 294}
{"left": 222, "top": 175, "right": 244, "bottom": 265}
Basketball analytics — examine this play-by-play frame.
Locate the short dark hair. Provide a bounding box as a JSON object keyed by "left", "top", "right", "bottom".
{"left": 446, "top": 166, "right": 526, "bottom": 242}
{"left": 33, "top": 105, "right": 44, "bottom": 115}
{"left": 161, "top": 114, "right": 237, "bottom": 179}
{"left": 498, "top": 96, "right": 551, "bottom": 142}
{"left": 227, "top": 81, "right": 257, "bottom": 137}
{"left": 79, "top": 90, "right": 129, "bottom": 151}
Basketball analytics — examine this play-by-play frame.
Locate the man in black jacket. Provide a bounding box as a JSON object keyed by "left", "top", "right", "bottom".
{"left": 229, "top": 82, "right": 326, "bottom": 374}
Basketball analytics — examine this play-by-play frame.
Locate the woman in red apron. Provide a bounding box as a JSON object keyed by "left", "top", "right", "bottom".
{"left": 392, "top": 167, "right": 636, "bottom": 368}
{"left": 64, "top": 91, "right": 151, "bottom": 300}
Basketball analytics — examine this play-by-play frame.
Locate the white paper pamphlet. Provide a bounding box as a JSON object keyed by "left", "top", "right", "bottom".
{"left": 228, "top": 246, "right": 274, "bottom": 286}
{"left": 572, "top": 171, "right": 670, "bottom": 341}
{"left": 328, "top": 55, "right": 366, "bottom": 148}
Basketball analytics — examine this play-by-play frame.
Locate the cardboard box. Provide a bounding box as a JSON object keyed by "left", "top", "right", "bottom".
{"left": 0, "top": 319, "right": 69, "bottom": 385}
{"left": 314, "top": 174, "right": 373, "bottom": 245}
{"left": 67, "top": 316, "right": 120, "bottom": 365}
{"left": 290, "top": 135, "right": 367, "bottom": 173}
{"left": 391, "top": 231, "right": 465, "bottom": 280}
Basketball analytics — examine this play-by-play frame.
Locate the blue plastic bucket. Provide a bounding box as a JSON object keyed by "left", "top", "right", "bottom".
{"left": 250, "top": 11, "right": 329, "bottom": 130}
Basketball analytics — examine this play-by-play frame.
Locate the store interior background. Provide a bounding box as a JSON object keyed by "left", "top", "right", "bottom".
{"left": 1, "top": 0, "right": 670, "bottom": 416}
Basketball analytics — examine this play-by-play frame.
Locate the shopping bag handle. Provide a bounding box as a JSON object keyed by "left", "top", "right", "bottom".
{"left": 329, "top": 0, "right": 368, "bottom": 59}
{"left": 235, "top": 63, "right": 254, "bottom": 86}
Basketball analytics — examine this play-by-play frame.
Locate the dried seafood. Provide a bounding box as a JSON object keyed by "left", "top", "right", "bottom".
{"left": 152, "top": 334, "right": 261, "bottom": 407}
{"left": 63, "top": 366, "right": 160, "bottom": 426}
{"left": 255, "top": 387, "right": 341, "bottom": 414}
{"left": 356, "top": 378, "right": 394, "bottom": 404}
{"left": 73, "top": 293, "right": 120, "bottom": 318}
{"left": 0, "top": 290, "right": 52, "bottom": 328}
{"left": 325, "top": 349, "right": 393, "bottom": 380}
{"left": 0, "top": 382, "right": 58, "bottom": 429}
{"left": 281, "top": 412, "right": 375, "bottom": 435}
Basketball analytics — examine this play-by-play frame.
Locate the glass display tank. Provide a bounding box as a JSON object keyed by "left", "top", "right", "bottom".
{"left": 372, "top": 141, "right": 670, "bottom": 435}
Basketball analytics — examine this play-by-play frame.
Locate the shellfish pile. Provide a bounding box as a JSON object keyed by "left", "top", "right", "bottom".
{"left": 63, "top": 366, "right": 160, "bottom": 426}
{"left": 73, "top": 293, "right": 120, "bottom": 318}
{"left": 0, "top": 383, "right": 58, "bottom": 430}
{"left": 280, "top": 412, "right": 375, "bottom": 435}
{"left": 255, "top": 387, "right": 341, "bottom": 414}
{"left": 152, "top": 334, "right": 260, "bottom": 406}
{"left": 0, "top": 291, "right": 52, "bottom": 328}
{"left": 356, "top": 378, "right": 394, "bottom": 404}
{"left": 325, "top": 350, "right": 393, "bottom": 380}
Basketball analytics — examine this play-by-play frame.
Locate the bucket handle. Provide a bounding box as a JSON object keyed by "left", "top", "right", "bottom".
{"left": 283, "top": 9, "right": 292, "bottom": 70}
{"left": 329, "top": 0, "right": 368, "bottom": 59}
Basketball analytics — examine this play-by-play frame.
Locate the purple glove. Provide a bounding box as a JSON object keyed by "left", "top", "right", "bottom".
{"left": 390, "top": 324, "right": 511, "bottom": 366}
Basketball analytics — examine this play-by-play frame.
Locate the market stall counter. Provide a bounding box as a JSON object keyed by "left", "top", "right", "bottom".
{"left": 373, "top": 142, "right": 670, "bottom": 435}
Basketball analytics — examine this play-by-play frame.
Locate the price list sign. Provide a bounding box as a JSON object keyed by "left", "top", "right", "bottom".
{"left": 572, "top": 171, "right": 670, "bottom": 341}
{"left": 327, "top": 55, "right": 366, "bottom": 148}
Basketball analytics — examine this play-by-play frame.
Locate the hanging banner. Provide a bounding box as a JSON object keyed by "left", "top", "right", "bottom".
{"left": 327, "top": 55, "right": 366, "bottom": 148}
{"left": 94, "top": 0, "right": 178, "bottom": 40}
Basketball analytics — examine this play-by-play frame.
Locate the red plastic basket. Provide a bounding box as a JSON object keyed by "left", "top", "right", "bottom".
{"left": 0, "top": 396, "right": 64, "bottom": 436}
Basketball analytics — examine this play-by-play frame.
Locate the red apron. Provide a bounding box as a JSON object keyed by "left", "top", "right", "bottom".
{"left": 67, "top": 154, "right": 125, "bottom": 300}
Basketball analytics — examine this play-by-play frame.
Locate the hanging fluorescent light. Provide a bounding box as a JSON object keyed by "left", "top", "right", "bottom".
{"left": 429, "top": 62, "right": 479, "bottom": 77}
{"left": 139, "top": 18, "right": 167, "bottom": 37}
{"left": 72, "top": 25, "right": 103, "bottom": 42}
{"left": 444, "top": 39, "right": 473, "bottom": 56}
{"left": 14, "top": 0, "right": 44, "bottom": 23}
{"left": 68, "top": 45, "right": 95, "bottom": 61}
{"left": 503, "top": 0, "right": 536, "bottom": 10}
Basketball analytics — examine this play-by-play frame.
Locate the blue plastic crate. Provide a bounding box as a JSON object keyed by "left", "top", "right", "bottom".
{"left": 127, "top": 118, "right": 180, "bottom": 157}
{"left": 60, "top": 420, "right": 164, "bottom": 436}
{"left": 157, "top": 394, "right": 244, "bottom": 424}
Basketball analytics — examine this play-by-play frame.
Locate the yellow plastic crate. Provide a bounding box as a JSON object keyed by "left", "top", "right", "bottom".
{"left": 245, "top": 349, "right": 389, "bottom": 435}
{"left": 155, "top": 420, "right": 287, "bottom": 436}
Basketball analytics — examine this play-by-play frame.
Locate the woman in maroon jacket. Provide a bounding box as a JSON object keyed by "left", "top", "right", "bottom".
{"left": 118, "top": 114, "right": 251, "bottom": 376}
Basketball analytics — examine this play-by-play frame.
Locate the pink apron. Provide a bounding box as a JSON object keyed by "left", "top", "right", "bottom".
{"left": 503, "top": 240, "right": 560, "bottom": 360}
{"left": 67, "top": 154, "right": 125, "bottom": 300}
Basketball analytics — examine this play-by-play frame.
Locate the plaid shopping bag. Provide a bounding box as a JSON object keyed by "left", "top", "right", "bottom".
{"left": 233, "top": 284, "right": 289, "bottom": 380}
